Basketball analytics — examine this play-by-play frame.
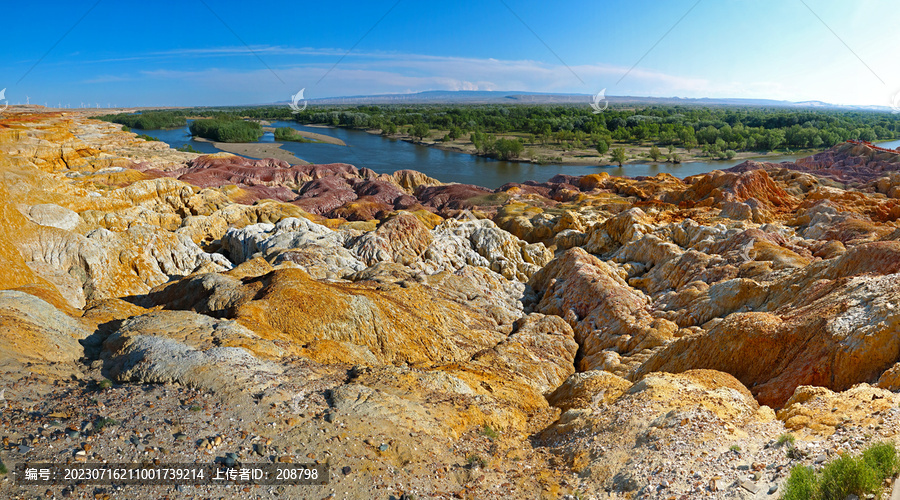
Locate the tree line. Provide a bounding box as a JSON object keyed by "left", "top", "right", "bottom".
{"left": 96, "top": 104, "right": 900, "bottom": 155}
{"left": 289, "top": 104, "right": 900, "bottom": 154}
{"left": 94, "top": 110, "right": 188, "bottom": 130}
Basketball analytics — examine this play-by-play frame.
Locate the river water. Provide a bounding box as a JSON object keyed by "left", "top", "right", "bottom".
{"left": 132, "top": 121, "right": 891, "bottom": 189}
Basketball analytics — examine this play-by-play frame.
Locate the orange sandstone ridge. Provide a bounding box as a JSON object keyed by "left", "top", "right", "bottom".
{"left": 1, "top": 110, "right": 900, "bottom": 497}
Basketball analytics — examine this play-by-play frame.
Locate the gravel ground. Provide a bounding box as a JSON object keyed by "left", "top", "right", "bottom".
{"left": 0, "top": 364, "right": 576, "bottom": 500}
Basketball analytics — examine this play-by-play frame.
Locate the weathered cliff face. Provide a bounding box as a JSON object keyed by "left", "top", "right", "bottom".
{"left": 3, "top": 110, "right": 900, "bottom": 498}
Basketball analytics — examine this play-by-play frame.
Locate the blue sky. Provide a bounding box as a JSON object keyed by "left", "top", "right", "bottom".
{"left": 1, "top": 0, "right": 898, "bottom": 107}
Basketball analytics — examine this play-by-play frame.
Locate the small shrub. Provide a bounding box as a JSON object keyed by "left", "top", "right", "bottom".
{"left": 176, "top": 144, "right": 201, "bottom": 153}
{"left": 781, "top": 465, "right": 817, "bottom": 500}
{"left": 818, "top": 454, "right": 879, "bottom": 500}
{"left": 97, "top": 379, "right": 113, "bottom": 390}
{"left": 94, "top": 417, "right": 118, "bottom": 432}
{"left": 782, "top": 442, "right": 900, "bottom": 500}
{"left": 777, "top": 433, "right": 796, "bottom": 447}
{"left": 136, "top": 134, "right": 159, "bottom": 142}
{"left": 729, "top": 444, "right": 741, "bottom": 452}
{"left": 121, "top": 125, "right": 130, "bottom": 132}
{"left": 189, "top": 405, "right": 202, "bottom": 412}
{"left": 0, "top": 458, "right": 7, "bottom": 474}
{"left": 862, "top": 441, "right": 898, "bottom": 479}
{"left": 482, "top": 424, "right": 499, "bottom": 441}
{"left": 467, "top": 455, "right": 486, "bottom": 468}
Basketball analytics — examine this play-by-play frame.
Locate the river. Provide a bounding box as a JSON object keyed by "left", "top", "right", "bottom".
{"left": 131, "top": 121, "right": 894, "bottom": 189}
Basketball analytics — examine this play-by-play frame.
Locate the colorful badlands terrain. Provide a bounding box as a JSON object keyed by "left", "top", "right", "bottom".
{"left": 1, "top": 111, "right": 900, "bottom": 498}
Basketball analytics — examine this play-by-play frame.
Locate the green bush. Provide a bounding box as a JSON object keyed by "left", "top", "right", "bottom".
{"left": 176, "top": 144, "right": 202, "bottom": 153}
{"left": 467, "top": 455, "right": 486, "bottom": 468}
{"left": 782, "top": 465, "right": 818, "bottom": 500}
{"left": 482, "top": 424, "right": 499, "bottom": 440}
{"left": 777, "top": 433, "right": 796, "bottom": 446}
{"left": 781, "top": 442, "right": 898, "bottom": 500}
{"left": 818, "top": 455, "right": 879, "bottom": 500}
{"left": 190, "top": 119, "right": 263, "bottom": 143}
{"left": 862, "top": 441, "right": 898, "bottom": 479}
{"left": 93, "top": 417, "right": 118, "bottom": 432}
{"left": 136, "top": 134, "right": 159, "bottom": 142}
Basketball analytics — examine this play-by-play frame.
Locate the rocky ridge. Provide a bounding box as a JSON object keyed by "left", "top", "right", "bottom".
{"left": 1, "top": 110, "right": 900, "bottom": 498}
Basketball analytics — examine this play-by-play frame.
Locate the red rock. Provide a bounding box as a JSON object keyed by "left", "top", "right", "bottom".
{"left": 666, "top": 169, "right": 795, "bottom": 210}
{"left": 727, "top": 141, "right": 900, "bottom": 185}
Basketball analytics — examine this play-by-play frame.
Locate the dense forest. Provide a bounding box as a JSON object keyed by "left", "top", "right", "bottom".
{"left": 94, "top": 110, "right": 189, "bottom": 130}
{"left": 286, "top": 105, "right": 900, "bottom": 155}
{"left": 96, "top": 105, "right": 900, "bottom": 159}
{"left": 188, "top": 118, "right": 263, "bottom": 143}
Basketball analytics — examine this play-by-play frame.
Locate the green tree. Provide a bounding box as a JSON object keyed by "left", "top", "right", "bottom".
{"left": 649, "top": 145, "right": 661, "bottom": 161}
{"left": 411, "top": 122, "right": 430, "bottom": 141}
{"left": 595, "top": 139, "right": 609, "bottom": 155}
{"left": 611, "top": 147, "right": 627, "bottom": 166}
{"left": 381, "top": 122, "right": 398, "bottom": 136}
{"left": 495, "top": 138, "right": 524, "bottom": 160}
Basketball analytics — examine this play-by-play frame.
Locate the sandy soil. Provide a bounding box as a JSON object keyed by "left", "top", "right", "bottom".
{"left": 193, "top": 138, "right": 309, "bottom": 165}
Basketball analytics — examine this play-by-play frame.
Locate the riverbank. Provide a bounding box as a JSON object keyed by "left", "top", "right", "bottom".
{"left": 367, "top": 128, "right": 819, "bottom": 167}
{"left": 193, "top": 137, "right": 308, "bottom": 164}
{"left": 262, "top": 126, "right": 348, "bottom": 146}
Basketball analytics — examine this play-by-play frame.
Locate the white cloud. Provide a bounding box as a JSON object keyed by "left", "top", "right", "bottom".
{"left": 134, "top": 50, "right": 719, "bottom": 103}
{"left": 75, "top": 44, "right": 900, "bottom": 106}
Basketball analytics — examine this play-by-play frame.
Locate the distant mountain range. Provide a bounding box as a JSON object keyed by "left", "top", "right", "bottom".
{"left": 278, "top": 90, "right": 892, "bottom": 111}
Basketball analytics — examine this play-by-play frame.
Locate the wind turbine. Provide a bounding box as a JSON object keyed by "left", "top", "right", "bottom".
{"left": 25, "top": 96, "right": 29, "bottom": 105}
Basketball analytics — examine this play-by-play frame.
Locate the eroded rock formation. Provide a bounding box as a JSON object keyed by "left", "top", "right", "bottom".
{"left": 3, "top": 110, "right": 900, "bottom": 498}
